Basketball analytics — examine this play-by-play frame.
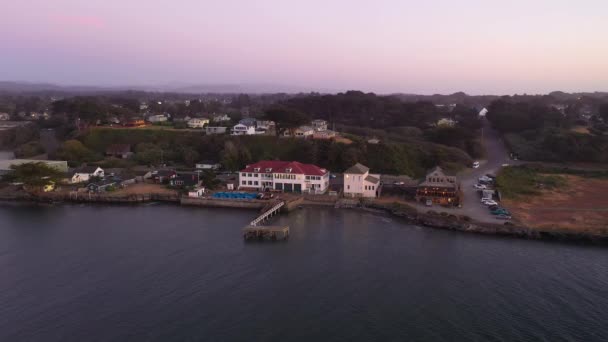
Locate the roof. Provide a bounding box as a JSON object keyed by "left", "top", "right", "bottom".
{"left": 344, "top": 163, "right": 369, "bottom": 175}
{"left": 365, "top": 175, "right": 380, "bottom": 184}
{"left": 154, "top": 170, "right": 176, "bottom": 177}
{"left": 241, "top": 161, "right": 328, "bottom": 176}
{"left": 106, "top": 144, "right": 131, "bottom": 154}
{"left": 74, "top": 166, "right": 102, "bottom": 174}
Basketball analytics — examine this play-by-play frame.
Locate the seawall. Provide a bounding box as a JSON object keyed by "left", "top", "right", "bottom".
{"left": 181, "top": 197, "right": 266, "bottom": 210}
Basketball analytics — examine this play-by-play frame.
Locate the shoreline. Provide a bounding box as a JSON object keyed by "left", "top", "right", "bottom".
{"left": 1, "top": 191, "right": 607, "bottom": 245}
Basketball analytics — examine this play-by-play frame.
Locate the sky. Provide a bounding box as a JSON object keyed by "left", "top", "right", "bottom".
{"left": 2, "top": 0, "right": 608, "bottom": 94}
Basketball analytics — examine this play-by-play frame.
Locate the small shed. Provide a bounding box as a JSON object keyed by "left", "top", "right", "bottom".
{"left": 188, "top": 187, "right": 206, "bottom": 197}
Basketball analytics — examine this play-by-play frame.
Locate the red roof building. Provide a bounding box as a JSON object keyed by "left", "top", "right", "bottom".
{"left": 239, "top": 160, "right": 329, "bottom": 194}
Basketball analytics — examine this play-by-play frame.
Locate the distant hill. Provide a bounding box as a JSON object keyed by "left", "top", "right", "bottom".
{"left": 0, "top": 81, "right": 337, "bottom": 95}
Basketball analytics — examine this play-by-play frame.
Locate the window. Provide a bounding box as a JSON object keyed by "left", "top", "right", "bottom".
{"left": 242, "top": 181, "right": 246, "bottom": 185}
{"left": 254, "top": 181, "right": 259, "bottom": 186}
{"left": 347, "top": 185, "right": 350, "bottom": 190}
{"left": 248, "top": 173, "right": 252, "bottom": 177}
{"left": 241, "top": 173, "right": 246, "bottom": 177}
{"left": 254, "top": 168, "right": 260, "bottom": 172}
{"left": 254, "top": 174, "right": 258, "bottom": 177}
{"left": 248, "top": 181, "right": 252, "bottom": 185}
{"left": 286, "top": 168, "right": 292, "bottom": 173}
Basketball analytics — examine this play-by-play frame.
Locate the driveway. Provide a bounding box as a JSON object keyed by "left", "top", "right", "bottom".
{"left": 410, "top": 118, "right": 516, "bottom": 223}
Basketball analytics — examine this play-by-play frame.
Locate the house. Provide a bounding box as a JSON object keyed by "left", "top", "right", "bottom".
{"left": 169, "top": 173, "right": 201, "bottom": 188}
{"left": 212, "top": 114, "right": 231, "bottom": 122}
{"left": 311, "top": 119, "right": 328, "bottom": 131}
{"left": 415, "top": 166, "right": 460, "bottom": 205}
{"left": 313, "top": 130, "right": 336, "bottom": 140}
{"left": 478, "top": 108, "right": 489, "bottom": 117}
{"left": 188, "top": 186, "right": 206, "bottom": 197}
{"left": 152, "top": 170, "right": 177, "bottom": 184}
{"left": 71, "top": 166, "right": 104, "bottom": 184}
{"left": 0, "top": 113, "right": 10, "bottom": 121}
{"left": 87, "top": 179, "right": 117, "bottom": 193}
{"left": 256, "top": 120, "right": 275, "bottom": 130}
{"left": 437, "top": 118, "right": 457, "bottom": 127}
{"left": 283, "top": 126, "right": 314, "bottom": 138}
{"left": 343, "top": 163, "right": 381, "bottom": 198}
{"left": 231, "top": 123, "right": 256, "bottom": 135}
{"left": 239, "top": 160, "right": 330, "bottom": 194}
{"left": 147, "top": 114, "right": 168, "bottom": 123}
{"left": 195, "top": 161, "right": 221, "bottom": 170}
{"left": 206, "top": 126, "right": 228, "bottom": 135}
{"left": 188, "top": 118, "right": 210, "bottom": 128}
{"left": 239, "top": 118, "right": 257, "bottom": 127}
{"left": 105, "top": 144, "right": 133, "bottom": 159}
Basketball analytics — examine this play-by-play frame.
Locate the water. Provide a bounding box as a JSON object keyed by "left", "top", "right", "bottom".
{"left": 0, "top": 204, "right": 606, "bottom": 341}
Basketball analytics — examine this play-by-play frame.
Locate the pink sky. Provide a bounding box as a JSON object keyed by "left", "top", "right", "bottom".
{"left": 2, "top": 0, "right": 607, "bottom": 94}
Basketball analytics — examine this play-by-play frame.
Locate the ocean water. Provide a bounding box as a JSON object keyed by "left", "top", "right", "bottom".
{"left": 0, "top": 204, "right": 606, "bottom": 341}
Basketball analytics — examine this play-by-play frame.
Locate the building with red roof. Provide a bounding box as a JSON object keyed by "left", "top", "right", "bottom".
{"left": 239, "top": 160, "right": 329, "bottom": 194}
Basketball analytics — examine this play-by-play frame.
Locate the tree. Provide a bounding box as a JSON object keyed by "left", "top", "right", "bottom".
{"left": 264, "top": 106, "right": 310, "bottom": 136}
{"left": 57, "top": 140, "right": 98, "bottom": 165}
{"left": 599, "top": 103, "right": 608, "bottom": 122}
{"left": 4, "top": 162, "right": 63, "bottom": 190}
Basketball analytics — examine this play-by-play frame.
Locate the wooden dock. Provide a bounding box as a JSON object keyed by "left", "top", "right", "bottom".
{"left": 243, "top": 225, "right": 290, "bottom": 241}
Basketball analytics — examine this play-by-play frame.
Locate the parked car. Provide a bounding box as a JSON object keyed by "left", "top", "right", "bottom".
{"left": 425, "top": 199, "right": 433, "bottom": 207}
{"left": 495, "top": 214, "right": 512, "bottom": 220}
{"left": 473, "top": 184, "right": 487, "bottom": 190}
{"left": 491, "top": 209, "right": 511, "bottom": 216}
{"left": 486, "top": 174, "right": 496, "bottom": 179}
{"left": 479, "top": 176, "right": 492, "bottom": 183}
{"left": 502, "top": 163, "right": 510, "bottom": 167}
{"left": 472, "top": 161, "right": 480, "bottom": 169}
{"left": 482, "top": 200, "right": 499, "bottom": 206}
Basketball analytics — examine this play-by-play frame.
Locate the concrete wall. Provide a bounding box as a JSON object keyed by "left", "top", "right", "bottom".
{"left": 181, "top": 197, "right": 265, "bottom": 209}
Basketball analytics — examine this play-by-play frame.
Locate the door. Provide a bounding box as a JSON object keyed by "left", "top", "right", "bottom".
{"left": 294, "top": 184, "right": 302, "bottom": 193}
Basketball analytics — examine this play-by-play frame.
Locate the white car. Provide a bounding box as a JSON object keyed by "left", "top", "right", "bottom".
{"left": 472, "top": 161, "right": 480, "bottom": 168}
{"left": 473, "top": 184, "right": 487, "bottom": 190}
{"left": 482, "top": 200, "right": 498, "bottom": 206}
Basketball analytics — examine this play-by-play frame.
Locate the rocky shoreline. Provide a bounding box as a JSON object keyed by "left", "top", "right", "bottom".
{"left": 362, "top": 201, "right": 608, "bottom": 245}
{"left": 1, "top": 191, "right": 606, "bottom": 245}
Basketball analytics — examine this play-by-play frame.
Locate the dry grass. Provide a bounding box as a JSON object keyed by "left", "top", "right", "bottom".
{"left": 502, "top": 175, "right": 608, "bottom": 234}
{"left": 111, "top": 183, "right": 178, "bottom": 196}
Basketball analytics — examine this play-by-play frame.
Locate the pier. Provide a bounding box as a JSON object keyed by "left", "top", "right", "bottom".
{"left": 243, "top": 201, "right": 289, "bottom": 240}
{"left": 250, "top": 201, "right": 285, "bottom": 226}
{"left": 243, "top": 225, "right": 290, "bottom": 241}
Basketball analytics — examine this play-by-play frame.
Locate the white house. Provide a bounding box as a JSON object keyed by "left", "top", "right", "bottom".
{"left": 212, "top": 114, "right": 231, "bottom": 122}
{"left": 71, "top": 166, "right": 104, "bottom": 184}
{"left": 478, "top": 108, "right": 489, "bottom": 117}
{"left": 437, "top": 118, "right": 458, "bottom": 127}
{"left": 206, "top": 126, "right": 228, "bottom": 135}
{"left": 343, "top": 163, "right": 381, "bottom": 198}
{"left": 188, "top": 118, "right": 210, "bottom": 128}
{"left": 147, "top": 114, "right": 168, "bottom": 123}
{"left": 311, "top": 119, "right": 328, "bottom": 131}
{"left": 256, "top": 120, "right": 275, "bottom": 130}
{"left": 196, "top": 161, "right": 221, "bottom": 170}
{"left": 231, "top": 123, "right": 256, "bottom": 135}
{"left": 188, "top": 186, "right": 206, "bottom": 198}
{"left": 239, "top": 160, "right": 329, "bottom": 194}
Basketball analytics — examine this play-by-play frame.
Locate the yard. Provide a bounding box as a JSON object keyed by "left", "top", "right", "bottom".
{"left": 501, "top": 175, "right": 608, "bottom": 234}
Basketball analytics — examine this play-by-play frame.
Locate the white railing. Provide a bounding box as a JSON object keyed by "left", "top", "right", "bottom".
{"left": 250, "top": 201, "right": 285, "bottom": 226}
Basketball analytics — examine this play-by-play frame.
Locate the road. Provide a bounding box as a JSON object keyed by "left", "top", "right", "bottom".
{"left": 409, "top": 118, "right": 515, "bottom": 223}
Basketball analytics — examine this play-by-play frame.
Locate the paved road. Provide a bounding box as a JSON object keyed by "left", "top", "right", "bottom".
{"left": 409, "top": 118, "right": 516, "bottom": 223}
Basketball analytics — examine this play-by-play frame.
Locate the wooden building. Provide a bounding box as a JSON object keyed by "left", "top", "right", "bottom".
{"left": 415, "top": 166, "right": 460, "bottom": 206}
